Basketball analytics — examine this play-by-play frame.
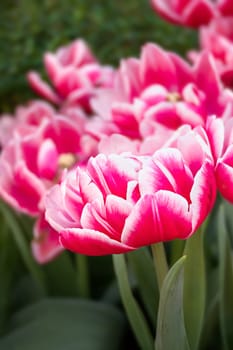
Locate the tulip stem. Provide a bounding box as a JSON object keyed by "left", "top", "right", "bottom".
{"left": 151, "top": 242, "right": 168, "bottom": 291}
{"left": 76, "top": 254, "right": 90, "bottom": 298}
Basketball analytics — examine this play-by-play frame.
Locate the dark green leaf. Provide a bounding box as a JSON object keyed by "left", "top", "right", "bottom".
{"left": 0, "top": 298, "right": 126, "bottom": 350}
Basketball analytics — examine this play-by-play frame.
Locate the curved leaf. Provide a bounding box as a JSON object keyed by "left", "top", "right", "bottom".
{"left": 155, "top": 256, "right": 190, "bottom": 350}
{"left": 183, "top": 228, "right": 206, "bottom": 350}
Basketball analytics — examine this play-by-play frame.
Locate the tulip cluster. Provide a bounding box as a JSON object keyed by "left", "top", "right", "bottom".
{"left": 2, "top": 1, "right": 233, "bottom": 349}
{"left": 1, "top": 13, "right": 233, "bottom": 263}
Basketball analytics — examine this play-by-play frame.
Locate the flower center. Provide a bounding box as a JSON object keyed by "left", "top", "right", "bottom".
{"left": 58, "top": 153, "right": 77, "bottom": 169}
{"left": 166, "top": 92, "right": 181, "bottom": 103}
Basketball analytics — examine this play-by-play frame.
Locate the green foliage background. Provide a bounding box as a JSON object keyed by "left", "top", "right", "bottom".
{"left": 0, "top": 0, "right": 197, "bottom": 112}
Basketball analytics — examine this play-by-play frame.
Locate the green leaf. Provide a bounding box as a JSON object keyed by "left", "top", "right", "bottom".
{"left": 218, "top": 204, "right": 233, "bottom": 349}
{"left": 0, "top": 201, "right": 46, "bottom": 296}
{"left": 0, "top": 298, "right": 126, "bottom": 350}
{"left": 127, "top": 248, "right": 159, "bottom": 326}
{"left": 155, "top": 256, "right": 190, "bottom": 350}
{"left": 183, "top": 228, "right": 206, "bottom": 350}
{"left": 113, "top": 254, "right": 154, "bottom": 350}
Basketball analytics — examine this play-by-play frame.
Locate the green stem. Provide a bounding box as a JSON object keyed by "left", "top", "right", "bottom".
{"left": 76, "top": 254, "right": 90, "bottom": 298}
{"left": 151, "top": 242, "right": 168, "bottom": 292}
{"left": 113, "top": 254, "right": 154, "bottom": 350}
{"left": 0, "top": 201, "right": 46, "bottom": 296}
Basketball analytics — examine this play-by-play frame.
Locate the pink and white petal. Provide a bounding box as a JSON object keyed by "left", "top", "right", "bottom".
{"left": 32, "top": 215, "right": 63, "bottom": 264}
{"left": 169, "top": 53, "right": 193, "bottom": 88}
{"left": 87, "top": 154, "right": 140, "bottom": 198}
{"left": 150, "top": 0, "right": 184, "bottom": 26}
{"left": 139, "top": 158, "right": 176, "bottom": 194}
{"left": 140, "top": 43, "right": 177, "bottom": 90}
{"left": 60, "top": 228, "right": 133, "bottom": 255}
{"left": 122, "top": 192, "right": 191, "bottom": 247}
{"left": 44, "top": 53, "right": 61, "bottom": 82}
{"left": 105, "top": 195, "right": 133, "bottom": 237}
{"left": 98, "top": 134, "right": 140, "bottom": 155}
{"left": 45, "top": 184, "right": 79, "bottom": 231}
{"left": 145, "top": 102, "right": 181, "bottom": 129}
{"left": 27, "top": 72, "right": 60, "bottom": 104}
{"left": 216, "top": 161, "right": 233, "bottom": 203}
{"left": 176, "top": 131, "right": 206, "bottom": 175}
{"left": 183, "top": 0, "right": 216, "bottom": 27}
{"left": 118, "top": 58, "right": 141, "bottom": 100}
{"left": 147, "top": 148, "right": 193, "bottom": 199}
{"left": 194, "top": 52, "right": 222, "bottom": 113}
{"left": 0, "top": 160, "right": 45, "bottom": 215}
{"left": 80, "top": 201, "right": 118, "bottom": 239}
{"left": 190, "top": 161, "right": 216, "bottom": 231}
{"left": 206, "top": 116, "right": 224, "bottom": 162}
{"left": 37, "top": 139, "right": 58, "bottom": 180}
{"left": 175, "top": 102, "right": 205, "bottom": 127}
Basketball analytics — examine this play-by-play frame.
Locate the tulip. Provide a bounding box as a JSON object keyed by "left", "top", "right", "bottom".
{"left": 27, "top": 39, "right": 115, "bottom": 111}
{"left": 188, "top": 17, "right": 233, "bottom": 88}
{"left": 45, "top": 148, "right": 216, "bottom": 255}
{"left": 150, "top": 0, "right": 233, "bottom": 28}
{"left": 91, "top": 43, "right": 231, "bottom": 153}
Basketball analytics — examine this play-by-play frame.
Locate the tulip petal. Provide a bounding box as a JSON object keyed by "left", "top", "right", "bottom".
{"left": 60, "top": 228, "right": 133, "bottom": 255}
{"left": 190, "top": 161, "right": 216, "bottom": 231}
{"left": 122, "top": 192, "right": 191, "bottom": 247}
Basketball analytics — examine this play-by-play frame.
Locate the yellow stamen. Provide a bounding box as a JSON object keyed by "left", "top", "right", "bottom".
{"left": 167, "top": 92, "right": 181, "bottom": 103}
{"left": 58, "top": 153, "right": 77, "bottom": 169}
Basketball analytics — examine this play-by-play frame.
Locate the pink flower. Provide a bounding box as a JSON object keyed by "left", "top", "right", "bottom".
{"left": 0, "top": 112, "right": 89, "bottom": 216}
{"left": 27, "top": 39, "right": 115, "bottom": 111}
{"left": 188, "top": 17, "right": 233, "bottom": 88}
{"left": 91, "top": 43, "right": 230, "bottom": 151}
{"left": 204, "top": 115, "right": 233, "bottom": 203}
{"left": 0, "top": 100, "right": 55, "bottom": 147}
{"left": 45, "top": 148, "right": 216, "bottom": 256}
{"left": 150, "top": 0, "right": 233, "bottom": 28}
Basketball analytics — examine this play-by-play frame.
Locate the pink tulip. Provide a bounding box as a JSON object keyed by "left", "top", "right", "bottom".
{"left": 0, "top": 112, "right": 89, "bottom": 216}
{"left": 0, "top": 100, "right": 55, "bottom": 147}
{"left": 27, "top": 39, "right": 115, "bottom": 111}
{"left": 91, "top": 43, "right": 230, "bottom": 147}
{"left": 150, "top": 0, "right": 233, "bottom": 28}
{"left": 189, "top": 17, "right": 233, "bottom": 88}
{"left": 204, "top": 115, "right": 233, "bottom": 203}
{"left": 45, "top": 148, "right": 216, "bottom": 256}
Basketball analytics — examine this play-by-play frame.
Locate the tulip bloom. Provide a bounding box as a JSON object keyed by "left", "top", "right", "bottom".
{"left": 45, "top": 148, "right": 216, "bottom": 256}
{"left": 189, "top": 17, "right": 233, "bottom": 88}
{"left": 204, "top": 116, "right": 233, "bottom": 203}
{"left": 27, "top": 39, "right": 115, "bottom": 111}
{"left": 0, "top": 110, "right": 89, "bottom": 216}
{"left": 150, "top": 0, "right": 233, "bottom": 28}
{"left": 0, "top": 100, "right": 55, "bottom": 147}
{"left": 91, "top": 43, "right": 231, "bottom": 151}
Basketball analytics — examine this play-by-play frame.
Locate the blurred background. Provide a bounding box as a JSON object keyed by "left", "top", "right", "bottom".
{"left": 0, "top": 0, "right": 197, "bottom": 113}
